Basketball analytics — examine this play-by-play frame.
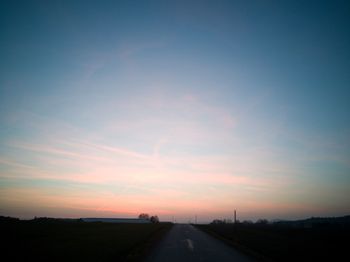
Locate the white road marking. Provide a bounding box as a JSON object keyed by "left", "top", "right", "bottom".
{"left": 185, "top": 238, "right": 194, "bottom": 251}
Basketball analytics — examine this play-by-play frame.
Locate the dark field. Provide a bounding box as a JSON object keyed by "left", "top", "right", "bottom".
{"left": 1, "top": 217, "right": 172, "bottom": 262}
{"left": 196, "top": 222, "right": 349, "bottom": 261}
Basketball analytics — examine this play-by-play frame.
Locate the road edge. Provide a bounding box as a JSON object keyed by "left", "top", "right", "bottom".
{"left": 194, "top": 225, "right": 274, "bottom": 262}
{"left": 125, "top": 223, "right": 173, "bottom": 262}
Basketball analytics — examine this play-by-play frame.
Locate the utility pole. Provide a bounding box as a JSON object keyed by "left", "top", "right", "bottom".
{"left": 195, "top": 215, "right": 197, "bottom": 224}
{"left": 234, "top": 210, "right": 237, "bottom": 224}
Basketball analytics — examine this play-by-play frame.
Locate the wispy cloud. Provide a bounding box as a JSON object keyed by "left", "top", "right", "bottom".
{"left": 1, "top": 85, "right": 348, "bottom": 221}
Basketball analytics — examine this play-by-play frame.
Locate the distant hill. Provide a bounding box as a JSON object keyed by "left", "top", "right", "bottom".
{"left": 273, "top": 215, "right": 350, "bottom": 228}
{"left": 0, "top": 216, "right": 152, "bottom": 224}
{"left": 81, "top": 218, "right": 151, "bottom": 223}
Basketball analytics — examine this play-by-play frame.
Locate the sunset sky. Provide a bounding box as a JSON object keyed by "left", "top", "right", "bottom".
{"left": 1, "top": 0, "right": 349, "bottom": 222}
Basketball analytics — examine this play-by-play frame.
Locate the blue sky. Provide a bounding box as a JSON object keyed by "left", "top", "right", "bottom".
{"left": 0, "top": 0, "right": 349, "bottom": 222}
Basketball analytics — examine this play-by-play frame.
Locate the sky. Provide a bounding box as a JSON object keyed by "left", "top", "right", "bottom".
{"left": 0, "top": 0, "right": 349, "bottom": 223}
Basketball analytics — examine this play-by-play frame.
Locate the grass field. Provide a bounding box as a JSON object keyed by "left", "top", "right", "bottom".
{"left": 1, "top": 217, "right": 172, "bottom": 262}
{"left": 196, "top": 223, "right": 349, "bottom": 261}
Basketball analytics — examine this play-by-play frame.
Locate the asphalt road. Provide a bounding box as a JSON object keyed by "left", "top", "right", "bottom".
{"left": 145, "top": 224, "right": 255, "bottom": 262}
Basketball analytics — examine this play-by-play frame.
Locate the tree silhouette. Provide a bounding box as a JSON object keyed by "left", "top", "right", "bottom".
{"left": 138, "top": 213, "right": 150, "bottom": 220}
{"left": 150, "top": 215, "right": 159, "bottom": 223}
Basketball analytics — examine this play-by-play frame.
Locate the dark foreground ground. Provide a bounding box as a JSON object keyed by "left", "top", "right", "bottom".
{"left": 1, "top": 217, "right": 172, "bottom": 262}
{"left": 196, "top": 222, "right": 350, "bottom": 261}
{"left": 146, "top": 224, "right": 254, "bottom": 262}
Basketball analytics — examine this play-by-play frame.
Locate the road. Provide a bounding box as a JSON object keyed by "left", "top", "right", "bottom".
{"left": 145, "top": 224, "right": 255, "bottom": 262}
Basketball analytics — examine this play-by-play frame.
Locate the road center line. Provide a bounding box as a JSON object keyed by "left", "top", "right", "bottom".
{"left": 185, "top": 238, "right": 194, "bottom": 251}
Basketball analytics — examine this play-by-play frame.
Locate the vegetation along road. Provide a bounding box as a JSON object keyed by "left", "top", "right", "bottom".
{"left": 1, "top": 217, "right": 171, "bottom": 262}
